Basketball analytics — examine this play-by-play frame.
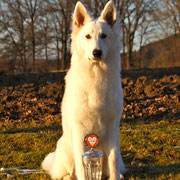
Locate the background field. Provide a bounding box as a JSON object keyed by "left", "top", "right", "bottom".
{"left": 0, "top": 68, "right": 179, "bottom": 179}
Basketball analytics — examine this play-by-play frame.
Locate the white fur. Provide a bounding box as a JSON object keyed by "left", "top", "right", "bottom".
{"left": 42, "top": 1, "right": 126, "bottom": 179}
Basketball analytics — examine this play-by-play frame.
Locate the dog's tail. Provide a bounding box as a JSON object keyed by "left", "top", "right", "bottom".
{"left": 41, "top": 152, "right": 55, "bottom": 172}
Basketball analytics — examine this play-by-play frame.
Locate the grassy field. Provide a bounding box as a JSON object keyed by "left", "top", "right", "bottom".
{"left": 0, "top": 114, "right": 179, "bottom": 179}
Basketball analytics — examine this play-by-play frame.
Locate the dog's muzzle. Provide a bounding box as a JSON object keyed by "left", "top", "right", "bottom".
{"left": 93, "top": 49, "right": 102, "bottom": 59}
{"left": 88, "top": 49, "right": 103, "bottom": 62}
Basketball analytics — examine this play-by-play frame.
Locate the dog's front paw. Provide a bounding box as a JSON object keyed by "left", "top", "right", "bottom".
{"left": 120, "top": 174, "right": 124, "bottom": 180}
{"left": 63, "top": 175, "right": 76, "bottom": 180}
{"left": 108, "top": 174, "right": 124, "bottom": 180}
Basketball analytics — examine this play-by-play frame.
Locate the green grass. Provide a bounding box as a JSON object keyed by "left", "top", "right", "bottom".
{"left": 0, "top": 115, "right": 179, "bottom": 179}
{"left": 120, "top": 116, "right": 180, "bottom": 179}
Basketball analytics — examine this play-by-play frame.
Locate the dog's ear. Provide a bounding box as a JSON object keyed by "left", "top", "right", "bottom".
{"left": 99, "top": 0, "right": 117, "bottom": 27}
{"left": 73, "top": 1, "right": 91, "bottom": 28}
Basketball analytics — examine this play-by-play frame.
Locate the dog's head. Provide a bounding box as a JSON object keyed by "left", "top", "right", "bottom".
{"left": 71, "top": 0, "right": 121, "bottom": 63}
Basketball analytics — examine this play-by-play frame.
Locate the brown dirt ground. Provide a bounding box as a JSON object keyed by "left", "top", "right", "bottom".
{"left": 0, "top": 68, "right": 179, "bottom": 125}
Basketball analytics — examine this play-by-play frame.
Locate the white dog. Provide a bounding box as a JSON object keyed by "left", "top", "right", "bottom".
{"left": 42, "top": 1, "right": 126, "bottom": 179}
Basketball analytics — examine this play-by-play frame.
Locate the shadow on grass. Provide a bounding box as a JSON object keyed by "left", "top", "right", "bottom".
{"left": 125, "top": 163, "right": 180, "bottom": 179}
{"left": 121, "top": 112, "right": 179, "bottom": 126}
{"left": 2, "top": 124, "right": 62, "bottom": 134}
{"left": 122, "top": 149, "right": 180, "bottom": 179}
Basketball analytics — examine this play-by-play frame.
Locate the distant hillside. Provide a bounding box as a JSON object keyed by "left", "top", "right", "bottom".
{"left": 132, "top": 34, "right": 180, "bottom": 69}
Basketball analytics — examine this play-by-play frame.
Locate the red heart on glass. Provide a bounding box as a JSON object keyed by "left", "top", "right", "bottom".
{"left": 85, "top": 134, "right": 99, "bottom": 148}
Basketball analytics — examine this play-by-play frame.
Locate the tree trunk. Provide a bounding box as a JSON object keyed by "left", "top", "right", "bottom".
{"left": 31, "top": 19, "right": 36, "bottom": 72}
{"left": 21, "top": 30, "right": 26, "bottom": 72}
{"left": 45, "top": 30, "right": 48, "bottom": 63}
{"left": 122, "top": 21, "right": 126, "bottom": 69}
{"left": 61, "top": 40, "right": 66, "bottom": 70}
{"left": 126, "top": 42, "right": 131, "bottom": 70}
{"left": 56, "top": 36, "right": 60, "bottom": 71}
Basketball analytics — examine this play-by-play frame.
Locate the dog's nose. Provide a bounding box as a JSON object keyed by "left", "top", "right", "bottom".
{"left": 93, "top": 49, "right": 102, "bottom": 58}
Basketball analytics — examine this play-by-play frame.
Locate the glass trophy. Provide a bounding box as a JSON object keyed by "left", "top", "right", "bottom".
{"left": 82, "top": 134, "right": 103, "bottom": 180}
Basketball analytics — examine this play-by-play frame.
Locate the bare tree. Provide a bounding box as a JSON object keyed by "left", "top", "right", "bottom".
{"left": 158, "top": 0, "right": 180, "bottom": 35}
{"left": 0, "top": 0, "right": 178, "bottom": 73}
{"left": 52, "top": 11, "right": 62, "bottom": 70}
{"left": 59, "top": 0, "right": 72, "bottom": 70}
{"left": 123, "top": 0, "right": 156, "bottom": 69}
{"left": 23, "top": 0, "right": 40, "bottom": 72}
{"left": 138, "top": 22, "right": 151, "bottom": 68}
{"left": 83, "top": 0, "right": 105, "bottom": 18}
{"left": 37, "top": 6, "right": 53, "bottom": 63}
{"left": 45, "top": 0, "right": 77, "bottom": 70}
{"left": 39, "top": 15, "right": 51, "bottom": 62}
{"left": 0, "top": 0, "right": 27, "bottom": 72}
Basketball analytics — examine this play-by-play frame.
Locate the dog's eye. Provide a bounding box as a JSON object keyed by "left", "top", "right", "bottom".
{"left": 101, "top": 33, "right": 107, "bottom": 39}
{"left": 86, "top": 34, "right": 91, "bottom": 39}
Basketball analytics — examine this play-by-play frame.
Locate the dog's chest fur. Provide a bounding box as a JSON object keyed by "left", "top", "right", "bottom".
{"left": 63, "top": 61, "right": 122, "bottom": 130}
